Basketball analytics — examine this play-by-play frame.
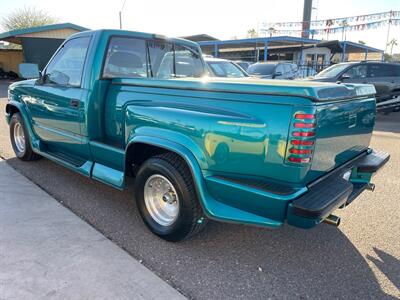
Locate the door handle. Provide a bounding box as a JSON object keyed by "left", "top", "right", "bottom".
{"left": 70, "top": 99, "right": 79, "bottom": 108}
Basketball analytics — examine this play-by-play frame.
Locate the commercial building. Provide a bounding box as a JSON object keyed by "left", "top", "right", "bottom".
{"left": 185, "top": 35, "right": 384, "bottom": 71}
{"left": 0, "top": 23, "right": 88, "bottom": 74}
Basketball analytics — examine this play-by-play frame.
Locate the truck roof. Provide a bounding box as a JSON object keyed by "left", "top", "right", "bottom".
{"left": 69, "top": 29, "right": 200, "bottom": 49}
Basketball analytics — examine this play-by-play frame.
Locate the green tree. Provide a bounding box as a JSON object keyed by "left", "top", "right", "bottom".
{"left": 387, "top": 38, "right": 398, "bottom": 56}
{"left": 247, "top": 28, "right": 257, "bottom": 38}
{"left": 1, "top": 6, "right": 58, "bottom": 32}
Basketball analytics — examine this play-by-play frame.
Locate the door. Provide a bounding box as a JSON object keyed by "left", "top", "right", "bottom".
{"left": 274, "top": 64, "right": 285, "bottom": 79}
{"left": 341, "top": 64, "right": 368, "bottom": 84}
{"left": 367, "top": 64, "right": 398, "bottom": 101}
{"left": 28, "top": 36, "right": 91, "bottom": 160}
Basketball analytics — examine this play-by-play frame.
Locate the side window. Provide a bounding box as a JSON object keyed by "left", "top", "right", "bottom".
{"left": 283, "top": 64, "right": 292, "bottom": 74}
{"left": 174, "top": 45, "right": 204, "bottom": 78}
{"left": 394, "top": 65, "right": 400, "bottom": 77}
{"left": 344, "top": 65, "right": 367, "bottom": 79}
{"left": 369, "top": 64, "right": 395, "bottom": 78}
{"left": 275, "top": 64, "right": 284, "bottom": 74}
{"left": 45, "top": 37, "right": 90, "bottom": 86}
{"left": 103, "top": 37, "right": 147, "bottom": 78}
{"left": 148, "top": 41, "right": 204, "bottom": 79}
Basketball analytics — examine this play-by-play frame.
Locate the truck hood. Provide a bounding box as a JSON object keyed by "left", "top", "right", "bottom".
{"left": 307, "top": 77, "right": 338, "bottom": 82}
{"left": 114, "top": 77, "right": 376, "bottom": 102}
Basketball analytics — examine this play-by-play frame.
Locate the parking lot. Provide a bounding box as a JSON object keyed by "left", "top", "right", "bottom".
{"left": 0, "top": 81, "right": 399, "bottom": 299}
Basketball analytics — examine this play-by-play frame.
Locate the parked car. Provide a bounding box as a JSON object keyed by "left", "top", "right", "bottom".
{"left": 204, "top": 57, "right": 248, "bottom": 78}
{"left": 310, "top": 61, "right": 400, "bottom": 103}
{"left": 247, "top": 62, "right": 298, "bottom": 79}
{"left": 234, "top": 60, "right": 252, "bottom": 71}
{"left": 7, "top": 29, "right": 389, "bottom": 242}
{"left": 296, "top": 66, "right": 317, "bottom": 78}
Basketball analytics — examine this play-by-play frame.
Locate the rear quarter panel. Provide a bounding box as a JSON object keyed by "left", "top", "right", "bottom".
{"left": 106, "top": 82, "right": 315, "bottom": 185}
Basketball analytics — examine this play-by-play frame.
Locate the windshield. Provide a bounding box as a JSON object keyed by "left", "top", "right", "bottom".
{"left": 207, "top": 61, "right": 247, "bottom": 77}
{"left": 247, "top": 64, "right": 276, "bottom": 75}
{"left": 315, "top": 63, "right": 352, "bottom": 78}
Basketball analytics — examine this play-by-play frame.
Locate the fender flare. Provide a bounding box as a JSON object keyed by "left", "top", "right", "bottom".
{"left": 126, "top": 135, "right": 215, "bottom": 218}
{"left": 5, "top": 101, "right": 40, "bottom": 150}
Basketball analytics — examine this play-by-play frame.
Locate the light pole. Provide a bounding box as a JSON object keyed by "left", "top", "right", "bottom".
{"left": 119, "top": 0, "right": 127, "bottom": 29}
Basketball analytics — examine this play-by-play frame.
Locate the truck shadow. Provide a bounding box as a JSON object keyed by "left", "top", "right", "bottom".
{"left": 367, "top": 248, "right": 400, "bottom": 292}
{"left": 4, "top": 156, "right": 398, "bottom": 299}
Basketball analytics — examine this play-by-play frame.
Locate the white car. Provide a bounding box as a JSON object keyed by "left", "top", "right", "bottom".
{"left": 204, "top": 57, "right": 249, "bottom": 78}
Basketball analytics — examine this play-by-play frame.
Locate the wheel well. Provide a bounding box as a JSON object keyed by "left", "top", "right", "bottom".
{"left": 126, "top": 143, "right": 171, "bottom": 176}
{"left": 6, "top": 104, "right": 20, "bottom": 116}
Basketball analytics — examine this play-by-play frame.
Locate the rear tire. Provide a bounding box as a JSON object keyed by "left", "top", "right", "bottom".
{"left": 134, "top": 153, "right": 207, "bottom": 242}
{"left": 10, "top": 113, "right": 41, "bottom": 161}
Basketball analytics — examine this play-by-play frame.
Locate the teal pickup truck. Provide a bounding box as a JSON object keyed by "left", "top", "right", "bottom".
{"left": 6, "top": 29, "right": 390, "bottom": 241}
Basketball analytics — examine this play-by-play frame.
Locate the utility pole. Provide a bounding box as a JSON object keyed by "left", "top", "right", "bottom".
{"left": 119, "top": 0, "right": 127, "bottom": 29}
{"left": 384, "top": 10, "right": 393, "bottom": 54}
{"left": 341, "top": 20, "right": 348, "bottom": 41}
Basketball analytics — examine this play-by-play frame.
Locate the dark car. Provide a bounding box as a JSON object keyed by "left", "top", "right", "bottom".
{"left": 310, "top": 61, "right": 400, "bottom": 103}
{"left": 247, "top": 62, "right": 298, "bottom": 79}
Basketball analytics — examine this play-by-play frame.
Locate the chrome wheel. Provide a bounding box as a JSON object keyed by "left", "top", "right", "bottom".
{"left": 144, "top": 174, "right": 179, "bottom": 226}
{"left": 13, "top": 122, "right": 25, "bottom": 153}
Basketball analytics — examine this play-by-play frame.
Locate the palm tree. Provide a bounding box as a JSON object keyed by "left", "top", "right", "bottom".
{"left": 267, "top": 27, "right": 276, "bottom": 38}
{"left": 387, "top": 38, "right": 398, "bottom": 56}
{"left": 247, "top": 29, "right": 257, "bottom": 38}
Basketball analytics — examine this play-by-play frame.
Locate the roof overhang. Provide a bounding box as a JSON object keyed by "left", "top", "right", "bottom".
{"left": 0, "top": 23, "right": 89, "bottom": 45}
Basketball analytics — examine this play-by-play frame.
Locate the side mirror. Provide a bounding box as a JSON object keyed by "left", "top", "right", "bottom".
{"left": 19, "top": 63, "right": 40, "bottom": 79}
{"left": 341, "top": 74, "right": 351, "bottom": 80}
{"left": 273, "top": 71, "right": 282, "bottom": 79}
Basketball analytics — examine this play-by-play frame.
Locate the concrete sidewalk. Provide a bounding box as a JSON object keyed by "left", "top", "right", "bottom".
{"left": 0, "top": 160, "right": 186, "bottom": 300}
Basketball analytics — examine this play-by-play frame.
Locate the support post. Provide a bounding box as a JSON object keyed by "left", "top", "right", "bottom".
{"left": 264, "top": 41, "right": 268, "bottom": 61}
{"left": 341, "top": 41, "right": 347, "bottom": 62}
{"left": 364, "top": 49, "right": 368, "bottom": 61}
{"left": 214, "top": 44, "right": 218, "bottom": 58}
{"left": 299, "top": 46, "right": 304, "bottom": 65}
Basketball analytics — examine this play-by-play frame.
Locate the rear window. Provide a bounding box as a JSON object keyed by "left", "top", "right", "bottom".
{"left": 103, "top": 37, "right": 147, "bottom": 78}
{"left": 147, "top": 41, "right": 205, "bottom": 79}
{"left": 247, "top": 64, "right": 276, "bottom": 75}
{"left": 103, "top": 37, "right": 205, "bottom": 79}
{"left": 369, "top": 64, "right": 399, "bottom": 77}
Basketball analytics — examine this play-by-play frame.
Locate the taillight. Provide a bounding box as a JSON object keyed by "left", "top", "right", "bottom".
{"left": 292, "top": 131, "right": 315, "bottom": 137}
{"left": 291, "top": 140, "right": 314, "bottom": 146}
{"left": 287, "top": 112, "right": 316, "bottom": 164}
{"left": 294, "top": 113, "right": 314, "bottom": 119}
{"left": 289, "top": 148, "right": 312, "bottom": 154}
{"left": 288, "top": 157, "right": 311, "bottom": 163}
{"left": 294, "top": 122, "right": 315, "bottom": 128}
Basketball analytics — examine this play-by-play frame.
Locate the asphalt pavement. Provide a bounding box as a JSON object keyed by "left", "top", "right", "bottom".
{"left": 0, "top": 83, "right": 399, "bottom": 299}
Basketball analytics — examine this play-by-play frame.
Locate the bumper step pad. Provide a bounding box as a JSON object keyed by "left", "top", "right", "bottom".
{"left": 291, "top": 177, "right": 353, "bottom": 219}
{"left": 291, "top": 150, "right": 389, "bottom": 220}
{"left": 357, "top": 151, "right": 390, "bottom": 173}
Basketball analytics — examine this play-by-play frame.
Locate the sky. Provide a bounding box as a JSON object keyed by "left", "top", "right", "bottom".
{"left": 1, "top": 0, "right": 399, "bottom": 53}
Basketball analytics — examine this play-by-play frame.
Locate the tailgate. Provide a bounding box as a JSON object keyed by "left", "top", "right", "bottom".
{"left": 311, "top": 96, "right": 376, "bottom": 172}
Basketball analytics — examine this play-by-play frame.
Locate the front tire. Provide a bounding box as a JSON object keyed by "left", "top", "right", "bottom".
{"left": 10, "top": 113, "right": 41, "bottom": 161}
{"left": 134, "top": 153, "right": 207, "bottom": 242}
